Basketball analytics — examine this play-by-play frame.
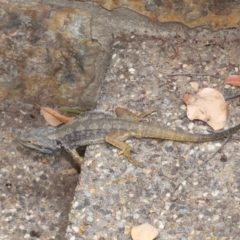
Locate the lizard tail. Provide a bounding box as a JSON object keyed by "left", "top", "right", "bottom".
{"left": 140, "top": 122, "right": 240, "bottom": 143}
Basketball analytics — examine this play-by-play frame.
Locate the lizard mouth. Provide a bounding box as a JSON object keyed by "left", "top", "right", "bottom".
{"left": 18, "top": 141, "right": 54, "bottom": 154}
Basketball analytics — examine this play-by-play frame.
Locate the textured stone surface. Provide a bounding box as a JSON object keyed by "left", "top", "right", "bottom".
{"left": 66, "top": 29, "right": 240, "bottom": 239}
{"left": 0, "top": 3, "right": 101, "bottom": 109}
{"left": 88, "top": 0, "right": 240, "bottom": 29}
{"left": 0, "top": 99, "right": 79, "bottom": 240}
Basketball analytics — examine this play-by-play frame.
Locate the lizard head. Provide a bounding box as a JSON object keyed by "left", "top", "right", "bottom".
{"left": 17, "top": 126, "right": 61, "bottom": 154}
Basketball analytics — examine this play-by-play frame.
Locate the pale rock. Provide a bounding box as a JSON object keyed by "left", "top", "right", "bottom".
{"left": 131, "top": 223, "right": 159, "bottom": 240}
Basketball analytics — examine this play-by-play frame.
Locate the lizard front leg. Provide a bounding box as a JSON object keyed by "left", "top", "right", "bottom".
{"left": 115, "top": 107, "right": 156, "bottom": 122}
{"left": 65, "top": 147, "right": 84, "bottom": 168}
{"left": 105, "top": 130, "right": 139, "bottom": 166}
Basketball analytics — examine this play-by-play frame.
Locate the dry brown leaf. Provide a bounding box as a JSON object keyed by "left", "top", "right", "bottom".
{"left": 131, "top": 223, "right": 159, "bottom": 240}
{"left": 224, "top": 75, "right": 240, "bottom": 87}
{"left": 183, "top": 94, "right": 192, "bottom": 105}
{"left": 183, "top": 88, "right": 228, "bottom": 130}
{"left": 38, "top": 104, "right": 75, "bottom": 126}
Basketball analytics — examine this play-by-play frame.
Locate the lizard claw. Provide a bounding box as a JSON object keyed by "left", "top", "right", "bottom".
{"left": 118, "top": 148, "right": 139, "bottom": 166}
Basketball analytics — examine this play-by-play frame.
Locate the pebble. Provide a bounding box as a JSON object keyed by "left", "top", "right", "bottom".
{"left": 202, "top": 192, "right": 208, "bottom": 197}
{"left": 188, "top": 122, "right": 194, "bottom": 130}
{"left": 166, "top": 192, "right": 171, "bottom": 197}
{"left": 159, "top": 221, "right": 164, "bottom": 229}
{"left": 180, "top": 105, "right": 186, "bottom": 110}
{"left": 128, "top": 68, "right": 136, "bottom": 74}
{"left": 72, "top": 226, "right": 79, "bottom": 233}
{"left": 207, "top": 144, "right": 216, "bottom": 151}
{"left": 84, "top": 191, "right": 91, "bottom": 198}
{"left": 87, "top": 216, "right": 93, "bottom": 222}
{"left": 119, "top": 74, "right": 125, "bottom": 79}
{"left": 163, "top": 98, "right": 170, "bottom": 105}
{"left": 133, "top": 213, "right": 139, "bottom": 219}
{"left": 211, "top": 190, "right": 220, "bottom": 197}
{"left": 213, "top": 215, "right": 220, "bottom": 221}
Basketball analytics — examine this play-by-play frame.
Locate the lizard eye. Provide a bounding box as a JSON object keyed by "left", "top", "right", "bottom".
{"left": 26, "top": 139, "right": 33, "bottom": 144}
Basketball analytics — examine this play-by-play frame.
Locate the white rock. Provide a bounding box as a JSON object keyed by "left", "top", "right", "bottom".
{"left": 131, "top": 223, "right": 159, "bottom": 240}
{"left": 128, "top": 68, "right": 136, "bottom": 74}
{"left": 211, "top": 190, "right": 220, "bottom": 197}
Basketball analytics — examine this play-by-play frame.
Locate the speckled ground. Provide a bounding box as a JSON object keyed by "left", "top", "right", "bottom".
{"left": 0, "top": 101, "right": 79, "bottom": 240}
{"left": 66, "top": 29, "right": 240, "bottom": 239}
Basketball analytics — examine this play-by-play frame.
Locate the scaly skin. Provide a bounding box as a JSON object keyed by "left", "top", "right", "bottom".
{"left": 17, "top": 108, "right": 240, "bottom": 167}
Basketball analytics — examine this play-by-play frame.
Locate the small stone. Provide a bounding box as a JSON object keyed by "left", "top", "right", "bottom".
{"left": 119, "top": 74, "right": 125, "bottom": 79}
{"left": 158, "top": 221, "right": 164, "bottom": 229}
{"left": 189, "top": 149, "right": 194, "bottom": 155}
{"left": 142, "top": 168, "right": 152, "bottom": 174}
{"left": 89, "top": 188, "right": 95, "bottom": 194}
{"left": 202, "top": 192, "right": 208, "bottom": 197}
{"left": 211, "top": 190, "right": 220, "bottom": 197}
{"left": 152, "top": 194, "right": 157, "bottom": 199}
{"left": 133, "top": 213, "right": 139, "bottom": 219}
{"left": 166, "top": 192, "right": 171, "bottom": 197}
{"left": 84, "top": 191, "right": 91, "bottom": 198}
{"left": 72, "top": 201, "right": 79, "bottom": 208}
{"left": 128, "top": 68, "right": 136, "bottom": 74}
{"left": 124, "top": 226, "right": 131, "bottom": 235}
{"left": 180, "top": 105, "right": 186, "bottom": 110}
{"left": 163, "top": 98, "right": 170, "bottom": 105}
{"left": 215, "top": 143, "right": 221, "bottom": 147}
{"left": 95, "top": 152, "right": 101, "bottom": 158}
{"left": 181, "top": 180, "right": 186, "bottom": 186}
{"left": 72, "top": 226, "right": 79, "bottom": 233}
{"left": 188, "top": 122, "right": 194, "bottom": 130}
{"left": 87, "top": 216, "right": 93, "bottom": 222}
{"left": 189, "top": 82, "right": 199, "bottom": 90}
{"left": 207, "top": 144, "right": 215, "bottom": 151}
{"left": 131, "top": 223, "right": 158, "bottom": 240}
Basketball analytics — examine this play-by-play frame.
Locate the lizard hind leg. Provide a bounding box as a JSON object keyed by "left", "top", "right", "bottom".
{"left": 115, "top": 107, "right": 156, "bottom": 122}
{"left": 104, "top": 130, "right": 139, "bottom": 166}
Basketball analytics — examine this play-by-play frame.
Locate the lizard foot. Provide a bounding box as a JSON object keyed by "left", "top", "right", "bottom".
{"left": 137, "top": 108, "right": 157, "bottom": 122}
{"left": 118, "top": 148, "right": 139, "bottom": 166}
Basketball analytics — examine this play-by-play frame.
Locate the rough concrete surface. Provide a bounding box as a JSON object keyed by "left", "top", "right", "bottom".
{"left": 66, "top": 29, "right": 240, "bottom": 239}
{"left": 0, "top": 100, "right": 80, "bottom": 239}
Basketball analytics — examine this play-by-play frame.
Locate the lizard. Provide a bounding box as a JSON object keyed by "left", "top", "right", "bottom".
{"left": 17, "top": 107, "right": 240, "bottom": 168}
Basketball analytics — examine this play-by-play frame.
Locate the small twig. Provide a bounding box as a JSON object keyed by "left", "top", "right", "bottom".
{"left": 158, "top": 78, "right": 179, "bottom": 89}
{"left": 230, "top": 136, "right": 240, "bottom": 141}
{"left": 166, "top": 73, "right": 219, "bottom": 79}
{"left": 173, "top": 136, "right": 232, "bottom": 193}
{"left": 225, "top": 94, "right": 240, "bottom": 101}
